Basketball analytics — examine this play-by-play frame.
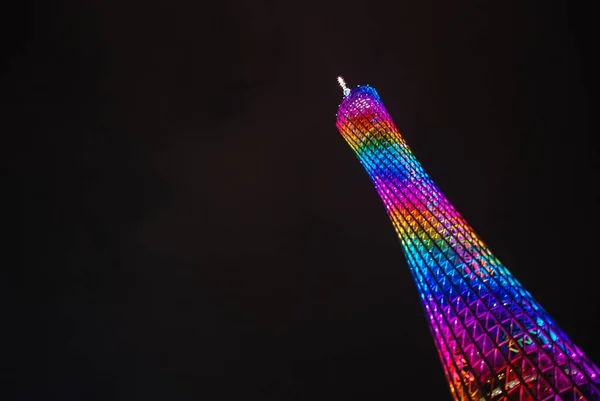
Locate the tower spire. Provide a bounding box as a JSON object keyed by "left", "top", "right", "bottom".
{"left": 337, "top": 76, "right": 351, "bottom": 97}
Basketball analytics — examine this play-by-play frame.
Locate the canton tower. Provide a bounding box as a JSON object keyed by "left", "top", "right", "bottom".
{"left": 334, "top": 77, "right": 600, "bottom": 401}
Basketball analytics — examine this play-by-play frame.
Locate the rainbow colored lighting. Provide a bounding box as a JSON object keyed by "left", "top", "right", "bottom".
{"left": 335, "top": 82, "right": 600, "bottom": 401}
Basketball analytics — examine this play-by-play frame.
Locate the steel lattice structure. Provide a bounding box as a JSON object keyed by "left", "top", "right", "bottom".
{"left": 334, "top": 79, "right": 600, "bottom": 401}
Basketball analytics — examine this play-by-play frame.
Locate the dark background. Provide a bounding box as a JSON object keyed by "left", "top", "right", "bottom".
{"left": 4, "top": 0, "right": 597, "bottom": 400}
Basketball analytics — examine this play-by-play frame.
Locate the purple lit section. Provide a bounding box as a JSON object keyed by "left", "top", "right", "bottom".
{"left": 335, "top": 84, "right": 600, "bottom": 400}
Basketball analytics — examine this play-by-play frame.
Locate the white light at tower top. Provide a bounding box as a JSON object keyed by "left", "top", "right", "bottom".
{"left": 337, "top": 76, "right": 351, "bottom": 97}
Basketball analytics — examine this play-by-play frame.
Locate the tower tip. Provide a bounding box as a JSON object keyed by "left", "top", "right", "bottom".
{"left": 337, "top": 76, "right": 351, "bottom": 96}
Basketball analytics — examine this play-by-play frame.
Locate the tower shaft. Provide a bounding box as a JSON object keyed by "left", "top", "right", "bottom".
{"left": 335, "top": 84, "right": 600, "bottom": 401}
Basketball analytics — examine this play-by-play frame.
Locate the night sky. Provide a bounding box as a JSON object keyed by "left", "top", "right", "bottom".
{"left": 6, "top": 1, "right": 598, "bottom": 400}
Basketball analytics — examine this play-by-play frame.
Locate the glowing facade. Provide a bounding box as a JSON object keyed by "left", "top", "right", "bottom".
{"left": 335, "top": 81, "right": 600, "bottom": 401}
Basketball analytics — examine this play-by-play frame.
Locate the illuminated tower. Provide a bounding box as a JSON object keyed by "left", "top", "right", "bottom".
{"left": 334, "top": 77, "right": 600, "bottom": 401}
